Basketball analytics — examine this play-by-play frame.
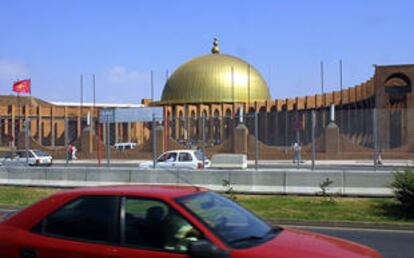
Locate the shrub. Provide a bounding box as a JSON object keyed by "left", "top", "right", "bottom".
{"left": 222, "top": 179, "right": 237, "bottom": 201}
{"left": 319, "top": 177, "right": 336, "bottom": 204}
{"left": 390, "top": 167, "right": 414, "bottom": 211}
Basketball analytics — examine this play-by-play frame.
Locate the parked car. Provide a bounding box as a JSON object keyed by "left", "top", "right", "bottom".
{"left": 0, "top": 149, "right": 53, "bottom": 167}
{"left": 114, "top": 142, "right": 137, "bottom": 151}
{"left": 138, "top": 149, "right": 211, "bottom": 169}
{"left": 0, "top": 185, "right": 382, "bottom": 258}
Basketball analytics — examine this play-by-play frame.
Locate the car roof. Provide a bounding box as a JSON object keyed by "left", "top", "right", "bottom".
{"left": 167, "top": 149, "right": 197, "bottom": 153}
{"left": 61, "top": 184, "right": 208, "bottom": 199}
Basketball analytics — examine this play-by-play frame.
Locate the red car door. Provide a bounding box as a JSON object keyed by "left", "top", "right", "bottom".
{"left": 14, "top": 232, "right": 121, "bottom": 258}
{"left": 115, "top": 245, "right": 188, "bottom": 258}
{"left": 20, "top": 195, "right": 122, "bottom": 258}
{"left": 114, "top": 197, "right": 207, "bottom": 258}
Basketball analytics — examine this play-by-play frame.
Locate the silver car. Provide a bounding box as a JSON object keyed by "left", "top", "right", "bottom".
{"left": 138, "top": 149, "right": 211, "bottom": 169}
{"left": 0, "top": 150, "right": 53, "bottom": 167}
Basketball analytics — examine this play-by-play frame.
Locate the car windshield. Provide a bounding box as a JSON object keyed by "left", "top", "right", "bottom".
{"left": 157, "top": 152, "right": 177, "bottom": 162}
{"left": 176, "top": 192, "right": 277, "bottom": 248}
{"left": 33, "top": 150, "right": 50, "bottom": 157}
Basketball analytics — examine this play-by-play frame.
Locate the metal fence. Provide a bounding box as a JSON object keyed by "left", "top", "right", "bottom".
{"left": 1, "top": 108, "right": 413, "bottom": 169}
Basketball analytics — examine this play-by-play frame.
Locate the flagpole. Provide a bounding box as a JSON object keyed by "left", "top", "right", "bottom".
{"left": 29, "top": 83, "right": 32, "bottom": 149}
{"left": 17, "top": 91, "right": 20, "bottom": 137}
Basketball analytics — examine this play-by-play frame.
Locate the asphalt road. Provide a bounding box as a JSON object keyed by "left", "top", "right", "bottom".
{"left": 1, "top": 208, "right": 412, "bottom": 258}
{"left": 291, "top": 225, "right": 414, "bottom": 258}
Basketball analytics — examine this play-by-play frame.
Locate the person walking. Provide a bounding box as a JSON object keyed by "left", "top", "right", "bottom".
{"left": 72, "top": 145, "right": 78, "bottom": 160}
{"left": 292, "top": 141, "right": 302, "bottom": 164}
{"left": 376, "top": 149, "right": 383, "bottom": 165}
{"left": 67, "top": 143, "right": 73, "bottom": 161}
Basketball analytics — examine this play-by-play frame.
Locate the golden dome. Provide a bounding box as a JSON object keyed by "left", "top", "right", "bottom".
{"left": 160, "top": 43, "right": 271, "bottom": 104}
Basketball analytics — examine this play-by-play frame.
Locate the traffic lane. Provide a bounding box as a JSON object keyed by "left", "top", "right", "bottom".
{"left": 290, "top": 225, "right": 414, "bottom": 258}
{"left": 0, "top": 208, "right": 16, "bottom": 221}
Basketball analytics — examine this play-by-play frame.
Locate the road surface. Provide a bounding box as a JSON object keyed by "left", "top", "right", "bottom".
{"left": 291, "top": 225, "right": 414, "bottom": 258}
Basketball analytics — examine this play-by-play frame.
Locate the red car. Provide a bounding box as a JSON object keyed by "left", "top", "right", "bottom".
{"left": 0, "top": 185, "right": 382, "bottom": 258}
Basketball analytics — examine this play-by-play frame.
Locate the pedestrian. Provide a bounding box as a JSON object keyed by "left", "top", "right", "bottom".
{"left": 377, "top": 149, "right": 383, "bottom": 165}
{"left": 67, "top": 143, "right": 73, "bottom": 161}
{"left": 292, "top": 141, "right": 302, "bottom": 164}
{"left": 9, "top": 135, "right": 14, "bottom": 149}
{"left": 72, "top": 145, "right": 78, "bottom": 160}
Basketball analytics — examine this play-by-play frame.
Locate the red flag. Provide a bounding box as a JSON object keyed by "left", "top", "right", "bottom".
{"left": 12, "top": 79, "right": 31, "bottom": 93}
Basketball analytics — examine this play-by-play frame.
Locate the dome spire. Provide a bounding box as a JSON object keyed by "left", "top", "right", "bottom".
{"left": 211, "top": 37, "right": 220, "bottom": 54}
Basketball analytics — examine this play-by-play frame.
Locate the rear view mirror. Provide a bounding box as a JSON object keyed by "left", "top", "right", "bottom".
{"left": 189, "top": 240, "right": 230, "bottom": 258}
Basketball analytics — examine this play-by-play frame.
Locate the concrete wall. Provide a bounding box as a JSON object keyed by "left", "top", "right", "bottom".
{"left": 0, "top": 167, "right": 393, "bottom": 196}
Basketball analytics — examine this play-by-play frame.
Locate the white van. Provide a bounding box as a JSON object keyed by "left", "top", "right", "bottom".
{"left": 114, "top": 142, "right": 137, "bottom": 151}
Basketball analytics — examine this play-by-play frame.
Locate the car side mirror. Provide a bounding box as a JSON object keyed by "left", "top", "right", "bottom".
{"left": 189, "top": 240, "right": 230, "bottom": 258}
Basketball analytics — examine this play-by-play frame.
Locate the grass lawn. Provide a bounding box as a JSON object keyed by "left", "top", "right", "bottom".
{"left": 0, "top": 186, "right": 59, "bottom": 208}
{"left": 237, "top": 195, "right": 414, "bottom": 225}
{"left": 0, "top": 186, "right": 413, "bottom": 225}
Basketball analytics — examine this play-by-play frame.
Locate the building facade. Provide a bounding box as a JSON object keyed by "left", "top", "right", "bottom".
{"left": 0, "top": 39, "right": 413, "bottom": 159}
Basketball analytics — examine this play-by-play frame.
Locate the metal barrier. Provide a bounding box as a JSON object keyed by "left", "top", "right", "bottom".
{"left": 0, "top": 166, "right": 393, "bottom": 196}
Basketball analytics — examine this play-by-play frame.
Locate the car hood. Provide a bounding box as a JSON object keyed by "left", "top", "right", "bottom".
{"left": 138, "top": 161, "right": 152, "bottom": 167}
{"left": 231, "top": 228, "right": 381, "bottom": 258}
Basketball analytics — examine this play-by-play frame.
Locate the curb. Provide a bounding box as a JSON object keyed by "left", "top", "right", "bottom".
{"left": 267, "top": 219, "right": 414, "bottom": 231}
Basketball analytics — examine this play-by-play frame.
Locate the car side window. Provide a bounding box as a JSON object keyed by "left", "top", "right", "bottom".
{"left": 157, "top": 153, "right": 169, "bottom": 162}
{"left": 158, "top": 152, "right": 177, "bottom": 162}
{"left": 34, "top": 196, "right": 120, "bottom": 244}
{"left": 178, "top": 152, "right": 192, "bottom": 162}
{"left": 167, "top": 152, "right": 177, "bottom": 162}
{"left": 3, "top": 152, "right": 14, "bottom": 159}
{"left": 18, "top": 151, "right": 34, "bottom": 158}
{"left": 124, "top": 198, "right": 201, "bottom": 252}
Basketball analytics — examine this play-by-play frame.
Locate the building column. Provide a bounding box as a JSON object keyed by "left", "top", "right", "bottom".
{"left": 0, "top": 116, "right": 3, "bottom": 144}
{"left": 118, "top": 123, "right": 123, "bottom": 142}
{"left": 209, "top": 108, "right": 214, "bottom": 142}
{"left": 4, "top": 116, "right": 9, "bottom": 144}
{"left": 127, "top": 122, "right": 132, "bottom": 142}
{"left": 51, "top": 107, "right": 55, "bottom": 147}
{"left": 11, "top": 105, "right": 16, "bottom": 148}
{"left": 63, "top": 107, "right": 68, "bottom": 147}
{"left": 184, "top": 105, "right": 189, "bottom": 142}
{"left": 24, "top": 104, "right": 29, "bottom": 126}
{"left": 263, "top": 112, "right": 269, "bottom": 144}
{"left": 197, "top": 109, "right": 202, "bottom": 141}
{"left": 115, "top": 123, "right": 119, "bottom": 143}
{"left": 91, "top": 107, "right": 95, "bottom": 133}
{"left": 219, "top": 116, "right": 223, "bottom": 142}
{"left": 174, "top": 108, "right": 180, "bottom": 140}
{"left": 133, "top": 122, "right": 140, "bottom": 144}
{"left": 37, "top": 106, "right": 42, "bottom": 145}
{"left": 102, "top": 122, "right": 107, "bottom": 144}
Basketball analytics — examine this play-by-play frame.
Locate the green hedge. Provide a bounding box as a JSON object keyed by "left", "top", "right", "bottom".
{"left": 390, "top": 167, "right": 414, "bottom": 211}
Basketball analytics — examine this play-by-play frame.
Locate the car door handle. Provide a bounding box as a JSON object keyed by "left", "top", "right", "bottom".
{"left": 20, "top": 247, "right": 37, "bottom": 258}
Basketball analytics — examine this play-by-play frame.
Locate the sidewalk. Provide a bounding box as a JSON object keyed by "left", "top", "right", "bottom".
{"left": 53, "top": 159, "right": 413, "bottom": 167}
